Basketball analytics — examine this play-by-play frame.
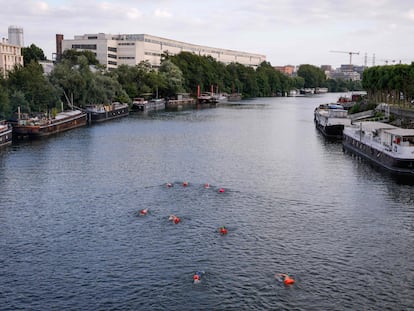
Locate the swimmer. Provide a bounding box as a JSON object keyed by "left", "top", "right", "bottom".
{"left": 193, "top": 271, "right": 204, "bottom": 284}
{"left": 139, "top": 208, "right": 148, "bottom": 216}
{"left": 183, "top": 181, "right": 189, "bottom": 187}
{"left": 169, "top": 215, "right": 181, "bottom": 224}
{"left": 276, "top": 273, "right": 295, "bottom": 285}
{"left": 166, "top": 182, "right": 173, "bottom": 188}
{"left": 219, "top": 226, "right": 228, "bottom": 235}
{"left": 204, "top": 183, "right": 210, "bottom": 189}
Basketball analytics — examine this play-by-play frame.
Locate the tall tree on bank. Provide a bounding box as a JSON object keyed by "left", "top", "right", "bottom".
{"left": 7, "top": 62, "right": 59, "bottom": 114}
{"left": 297, "top": 64, "right": 326, "bottom": 88}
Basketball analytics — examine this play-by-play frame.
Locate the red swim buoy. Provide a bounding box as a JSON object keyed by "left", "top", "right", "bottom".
{"left": 139, "top": 209, "right": 148, "bottom": 215}
{"left": 219, "top": 188, "right": 225, "bottom": 193}
{"left": 174, "top": 217, "right": 181, "bottom": 224}
{"left": 219, "top": 227, "right": 228, "bottom": 235}
{"left": 193, "top": 274, "right": 199, "bottom": 281}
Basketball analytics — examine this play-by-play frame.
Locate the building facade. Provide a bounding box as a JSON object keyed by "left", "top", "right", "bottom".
{"left": 0, "top": 38, "right": 23, "bottom": 77}
{"left": 61, "top": 33, "right": 266, "bottom": 70}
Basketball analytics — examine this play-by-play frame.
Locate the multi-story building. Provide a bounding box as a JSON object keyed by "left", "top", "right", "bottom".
{"left": 61, "top": 33, "right": 266, "bottom": 70}
{"left": 274, "top": 65, "right": 295, "bottom": 76}
{"left": 0, "top": 38, "right": 23, "bottom": 77}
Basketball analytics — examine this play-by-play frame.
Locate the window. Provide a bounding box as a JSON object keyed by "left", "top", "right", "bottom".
{"left": 108, "top": 47, "right": 117, "bottom": 52}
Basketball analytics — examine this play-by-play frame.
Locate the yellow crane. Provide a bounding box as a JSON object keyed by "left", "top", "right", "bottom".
{"left": 330, "top": 50, "right": 360, "bottom": 65}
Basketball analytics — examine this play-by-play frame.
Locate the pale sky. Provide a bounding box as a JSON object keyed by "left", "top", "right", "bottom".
{"left": 1, "top": 0, "right": 413, "bottom": 68}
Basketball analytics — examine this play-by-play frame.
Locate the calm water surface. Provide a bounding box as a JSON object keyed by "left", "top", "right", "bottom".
{"left": 1, "top": 94, "right": 413, "bottom": 310}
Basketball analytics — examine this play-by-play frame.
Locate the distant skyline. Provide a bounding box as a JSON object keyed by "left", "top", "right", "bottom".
{"left": 1, "top": 0, "right": 413, "bottom": 68}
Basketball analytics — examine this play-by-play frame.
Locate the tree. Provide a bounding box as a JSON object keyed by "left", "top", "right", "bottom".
{"left": 159, "top": 60, "right": 183, "bottom": 97}
{"left": 297, "top": 64, "right": 326, "bottom": 88}
{"left": 7, "top": 61, "right": 59, "bottom": 113}
{"left": 22, "top": 44, "right": 47, "bottom": 65}
{"left": 61, "top": 49, "right": 100, "bottom": 66}
{"left": 0, "top": 80, "right": 10, "bottom": 118}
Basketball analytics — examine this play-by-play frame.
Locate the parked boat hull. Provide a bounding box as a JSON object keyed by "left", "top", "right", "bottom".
{"left": 342, "top": 122, "right": 414, "bottom": 176}
{"left": 13, "top": 111, "right": 87, "bottom": 138}
{"left": 0, "top": 126, "right": 12, "bottom": 147}
{"left": 86, "top": 103, "right": 129, "bottom": 123}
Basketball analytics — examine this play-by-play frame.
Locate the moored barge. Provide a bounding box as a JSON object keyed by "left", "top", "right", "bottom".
{"left": 12, "top": 110, "right": 87, "bottom": 138}
{"left": 0, "top": 121, "right": 12, "bottom": 147}
{"left": 85, "top": 102, "right": 129, "bottom": 123}
{"left": 342, "top": 121, "right": 414, "bottom": 176}
{"left": 131, "top": 98, "right": 165, "bottom": 112}
{"left": 314, "top": 103, "right": 351, "bottom": 139}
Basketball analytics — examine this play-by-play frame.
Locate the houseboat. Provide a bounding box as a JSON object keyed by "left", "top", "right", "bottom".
{"left": 0, "top": 121, "right": 12, "bottom": 147}
{"left": 342, "top": 121, "right": 414, "bottom": 176}
{"left": 85, "top": 102, "right": 129, "bottom": 123}
{"left": 12, "top": 109, "right": 87, "bottom": 138}
{"left": 314, "top": 104, "right": 351, "bottom": 139}
{"left": 131, "top": 98, "right": 165, "bottom": 112}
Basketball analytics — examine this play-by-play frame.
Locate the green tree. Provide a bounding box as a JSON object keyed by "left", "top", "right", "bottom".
{"left": 297, "top": 64, "right": 326, "bottom": 88}
{"left": 22, "top": 44, "right": 47, "bottom": 65}
{"left": 7, "top": 61, "right": 59, "bottom": 113}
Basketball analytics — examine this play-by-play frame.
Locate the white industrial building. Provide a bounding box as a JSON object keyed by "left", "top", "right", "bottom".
{"left": 61, "top": 33, "right": 266, "bottom": 70}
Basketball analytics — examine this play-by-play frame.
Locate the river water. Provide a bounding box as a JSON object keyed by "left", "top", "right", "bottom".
{"left": 1, "top": 94, "right": 413, "bottom": 310}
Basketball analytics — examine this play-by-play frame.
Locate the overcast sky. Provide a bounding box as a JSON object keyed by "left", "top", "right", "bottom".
{"left": 1, "top": 0, "right": 413, "bottom": 68}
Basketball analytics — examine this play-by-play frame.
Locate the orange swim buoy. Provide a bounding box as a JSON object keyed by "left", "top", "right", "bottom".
{"left": 276, "top": 274, "right": 295, "bottom": 285}
{"left": 284, "top": 277, "right": 295, "bottom": 285}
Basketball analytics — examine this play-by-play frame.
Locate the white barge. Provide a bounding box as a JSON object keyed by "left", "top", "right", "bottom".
{"left": 342, "top": 121, "right": 414, "bottom": 176}
{"left": 314, "top": 104, "right": 351, "bottom": 139}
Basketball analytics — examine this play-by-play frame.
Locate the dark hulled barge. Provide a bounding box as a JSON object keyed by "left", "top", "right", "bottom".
{"left": 342, "top": 121, "right": 414, "bottom": 176}
{"left": 85, "top": 102, "right": 129, "bottom": 123}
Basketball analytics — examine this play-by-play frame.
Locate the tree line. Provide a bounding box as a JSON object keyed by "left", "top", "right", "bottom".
{"left": 362, "top": 63, "right": 414, "bottom": 105}
{"left": 0, "top": 43, "right": 365, "bottom": 119}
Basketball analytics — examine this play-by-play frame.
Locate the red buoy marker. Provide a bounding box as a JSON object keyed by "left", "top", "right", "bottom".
{"left": 139, "top": 208, "right": 148, "bottom": 216}
{"left": 219, "top": 188, "right": 225, "bottom": 193}
{"left": 276, "top": 274, "right": 295, "bottom": 285}
{"left": 219, "top": 226, "right": 228, "bottom": 235}
{"left": 169, "top": 215, "right": 181, "bottom": 224}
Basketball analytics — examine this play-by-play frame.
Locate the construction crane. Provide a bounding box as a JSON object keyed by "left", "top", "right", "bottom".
{"left": 330, "top": 50, "right": 360, "bottom": 65}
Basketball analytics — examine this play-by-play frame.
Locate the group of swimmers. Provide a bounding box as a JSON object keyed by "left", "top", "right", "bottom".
{"left": 141, "top": 181, "right": 295, "bottom": 286}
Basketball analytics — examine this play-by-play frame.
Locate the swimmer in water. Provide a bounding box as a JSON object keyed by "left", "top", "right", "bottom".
{"left": 193, "top": 271, "right": 204, "bottom": 284}
{"left": 276, "top": 273, "right": 295, "bottom": 285}
{"left": 204, "top": 183, "right": 210, "bottom": 189}
{"left": 166, "top": 182, "right": 173, "bottom": 188}
{"left": 169, "top": 215, "right": 181, "bottom": 224}
{"left": 183, "top": 181, "right": 188, "bottom": 187}
{"left": 139, "top": 208, "right": 148, "bottom": 216}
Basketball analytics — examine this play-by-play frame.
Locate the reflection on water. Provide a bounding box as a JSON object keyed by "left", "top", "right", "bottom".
{"left": 1, "top": 94, "right": 413, "bottom": 310}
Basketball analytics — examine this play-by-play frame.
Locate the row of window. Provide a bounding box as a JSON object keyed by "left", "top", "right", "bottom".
{"left": 118, "top": 42, "right": 135, "bottom": 46}
{"left": 0, "top": 45, "right": 21, "bottom": 55}
{"left": 72, "top": 44, "right": 97, "bottom": 50}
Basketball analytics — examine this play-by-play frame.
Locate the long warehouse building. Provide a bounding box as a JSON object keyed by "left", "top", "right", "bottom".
{"left": 60, "top": 33, "right": 266, "bottom": 70}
